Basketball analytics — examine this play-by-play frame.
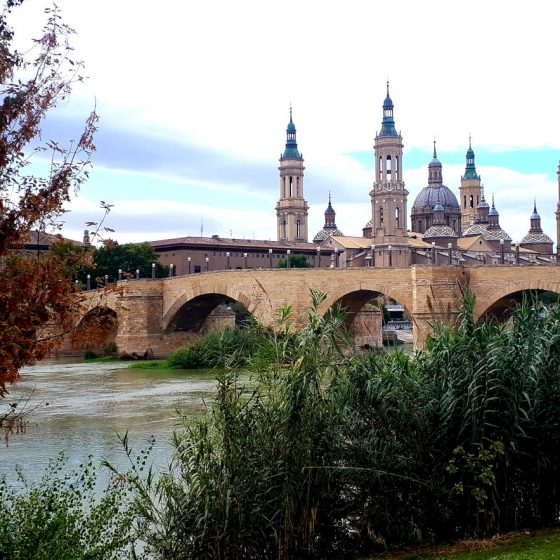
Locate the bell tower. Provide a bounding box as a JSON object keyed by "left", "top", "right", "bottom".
{"left": 369, "top": 82, "right": 409, "bottom": 265}
{"left": 459, "top": 136, "right": 482, "bottom": 232}
{"left": 276, "top": 108, "right": 309, "bottom": 242}
{"left": 556, "top": 161, "right": 560, "bottom": 255}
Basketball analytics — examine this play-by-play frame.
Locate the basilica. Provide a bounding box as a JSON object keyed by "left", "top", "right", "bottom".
{"left": 150, "top": 86, "right": 559, "bottom": 273}
{"left": 275, "top": 84, "right": 559, "bottom": 268}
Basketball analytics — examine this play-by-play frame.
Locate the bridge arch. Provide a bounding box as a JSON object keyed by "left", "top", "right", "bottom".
{"left": 476, "top": 285, "right": 560, "bottom": 322}
{"left": 319, "top": 283, "right": 414, "bottom": 348}
{"left": 163, "top": 290, "right": 259, "bottom": 334}
{"left": 70, "top": 305, "right": 118, "bottom": 353}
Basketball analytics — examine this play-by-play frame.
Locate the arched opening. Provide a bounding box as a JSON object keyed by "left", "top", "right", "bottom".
{"left": 479, "top": 289, "right": 560, "bottom": 322}
{"left": 326, "top": 289, "right": 413, "bottom": 351}
{"left": 165, "top": 293, "right": 253, "bottom": 335}
{"left": 70, "top": 307, "right": 118, "bottom": 356}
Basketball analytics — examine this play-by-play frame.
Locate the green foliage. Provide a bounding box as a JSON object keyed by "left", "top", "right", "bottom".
{"left": 277, "top": 254, "right": 311, "bottom": 268}
{"left": 84, "top": 241, "right": 168, "bottom": 285}
{"left": 166, "top": 324, "right": 275, "bottom": 370}
{"left": 0, "top": 455, "right": 135, "bottom": 559}
{"left": 124, "top": 289, "right": 560, "bottom": 558}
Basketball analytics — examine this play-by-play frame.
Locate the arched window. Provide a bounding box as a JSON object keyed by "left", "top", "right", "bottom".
{"left": 379, "top": 207, "right": 384, "bottom": 227}
{"left": 296, "top": 177, "right": 300, "bottom": 197}
{"left": 469, "top": 194, "right": 474, "bottom": 209}
{"left": 289, "top": 177, "right": 293, "bottom": 197}
{"left": 395, "top": 206, "right": 400, "bottom": 227}
{"left": 379, "top": 156, "right": 383, "bottom": 180}
{"left": 296, "top": 220, "right": 301, "bottom": 238}
{"left": 386, "top": 155, "right": 392, "bottom": 175}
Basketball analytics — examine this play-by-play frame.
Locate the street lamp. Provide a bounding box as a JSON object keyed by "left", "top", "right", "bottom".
{"left": 104, "top": 274, "right": 109, "bottom": 287}
{"left": 388, "top": 245, "right": 392, "bottom": 267}
{"left": 334, "top": 247, "right": 338, "bottom": 268}
{"left": 269, "top": 248, "right": 273, "bottom": 269}
{"left": 136, "top": 269, "right": 140, "bottom": 279}
{"left": 118, "top": 268, "right": 122, "bottom": 281}
{"left": 244, "top": 252, "right": 248, "bottom": 269}
{"left": 86, "top": 274, "right": 91, "bottom": 291}
{"left": 500, "top": 238, "right": 505, "bottom": 264}
{"left": 151, "top": 262, "right": 156, "bottom": 279}
{"left": 205, "top": 257, "right": 209, "bottom": 272}
{"left": 316, "top": 246, "right": 321, "bottom": 268}
{"left": 226, "top": 252, "right": 230, "bottom": 270}
{"left": 370, "top": 244, "right": 375, "bottom": 268}
{"left": 448, "top": 242, "right": 452, "bottom": 265}
{"left": 187, "top": 257, "right": 191, "bottom": 274}
{"left": 286, "top": 249, "right": 291, "bottom": 269}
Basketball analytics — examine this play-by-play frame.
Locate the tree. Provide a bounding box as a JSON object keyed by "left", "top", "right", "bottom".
{"left": 277, "top": 254, "right": 310, "bottom": 268}
{"left": 0, "top": 2, "right": 99, "bottom": 396}
{"left": 84, "top": 241, "right": 168, "bottom": 285}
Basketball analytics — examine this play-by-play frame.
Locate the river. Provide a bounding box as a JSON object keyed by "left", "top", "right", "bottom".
{"left": 0, "top": 358, "right": 220, "bottom": 487}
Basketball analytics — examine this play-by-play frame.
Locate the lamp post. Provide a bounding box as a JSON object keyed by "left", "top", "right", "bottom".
{"left": 244, "top": 252, "right": 248, "bottom": 269}
{"left": 269, "top": 248, "right": 273, "bottom": 269}
{"left": 187, "top": 257, "right": 191, "bottom": 274}
{"left": 169, "top": 264, "right": 174, "bottom": 277}
{"left": 136, "top": 269, "right": 140, "bottom": 279}
{"left": 151, "top": 262, "right": 156, "bottom": 280}
{"left": 118, "top": 268, "right": 122, "bottom": 281}
{"left": 334, "top": 247, "right": 338, "bottom": 268}
{"left": 500, "top": 238, "right": 505, "bottom": 264}
{"left": 286, "top": 249, "right": 291, "bottom": 269}
{"left": 515, "top": 243, "right": 520, "bottom": 265}
{"left": 448, "top": 242, "right": 452, "bottom": 265}
{"left": 388, "top": 245, "right": 392, "bottom": 267}
{"left": 370, "top": 244, "right": 375, "bottom": 268}
{"left": 226, "top": 252, "right": 230, "bottom": 270}
{"left": 104, "top": 274, "right": 108, "bottom": 287}
{"left": 86, "top": 274, "right": 91, "bottom": 291}
{"left": 316, "top": 246, "right": 321, "bottom": 268}
{"left": 431, "top": 242, "right": 436, "bottom": 266}
{"left": 205, "top": 257, "right": 209, "bottom": 272}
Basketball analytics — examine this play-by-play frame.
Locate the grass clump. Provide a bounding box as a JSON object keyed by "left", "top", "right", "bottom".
{"left": 166, "top": 323, "right": 275, "bottom": 370}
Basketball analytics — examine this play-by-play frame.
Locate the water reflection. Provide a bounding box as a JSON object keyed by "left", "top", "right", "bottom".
{"left": 0, "top": 358, "right": 220, "bottom": 486}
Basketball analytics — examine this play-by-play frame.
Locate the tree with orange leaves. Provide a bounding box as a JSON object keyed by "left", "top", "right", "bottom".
{"left": 0, "top": 1, "right": 101, "bottom": 397}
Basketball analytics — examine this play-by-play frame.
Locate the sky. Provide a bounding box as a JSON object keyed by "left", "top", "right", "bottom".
{"left": 9, "top": 0, "right": 560, "bottom": 245}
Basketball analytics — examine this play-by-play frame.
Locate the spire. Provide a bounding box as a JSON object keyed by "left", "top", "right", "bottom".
{"left": 530, "top": 199, "right": 542, "bottom": 232}
{"left": 324, "top": 191, "right": 337, "bottom": 228}
{"left": 379, "top": 81, "right": 398, "bottom": 137}
{"left": 463, "top": 135, "right": 480, "bottom": 180}
{"left": 282, "top": 106, "right": 301, "bottom": 159}
{"left": 428, "top": 139, "right": 443, "bottom": 185}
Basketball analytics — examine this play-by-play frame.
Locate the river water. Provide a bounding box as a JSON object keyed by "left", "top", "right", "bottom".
{"left": 0, "top": 358, "right": 220, "bottom": 487}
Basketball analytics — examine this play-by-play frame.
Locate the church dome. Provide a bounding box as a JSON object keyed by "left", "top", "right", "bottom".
{"left": 412, "top": 185, "right": 460, "bottom": 211}
{"left": 313, "top": 228, "right": 344, "bottom": 243}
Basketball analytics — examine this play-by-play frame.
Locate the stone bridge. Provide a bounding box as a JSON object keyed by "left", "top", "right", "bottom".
{"left": 74, "top": 265, "right": 560, "bottom": 357}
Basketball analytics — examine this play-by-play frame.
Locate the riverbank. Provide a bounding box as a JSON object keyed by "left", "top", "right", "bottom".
{"left": 369, "top": 529, "right": 560, "bottom": 559}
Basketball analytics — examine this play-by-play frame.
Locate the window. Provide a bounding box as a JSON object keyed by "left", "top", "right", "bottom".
{"left": 296, "top": 220, "right": 301, "bottom": 238}
{"left": 386, "top": 155, "right": 392, "bottom": 175}
{"left": 469, "top": 194, "right": 474, "bottom": 209}
{"left": 395, "top": 207, "right": 400, "bottom": 227}
{"left": 379, "top": 207, "right": 384, "bottom": 227}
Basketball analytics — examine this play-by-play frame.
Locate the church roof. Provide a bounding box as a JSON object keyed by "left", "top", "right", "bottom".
{"left": 462, "top": 223, "right": 511, "bottom": 241}
{"left": 520, "top": 231, "right": 554, "bottom": 244}
{"left": 424, "top": 225, "right": 458, "bottom": 238}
